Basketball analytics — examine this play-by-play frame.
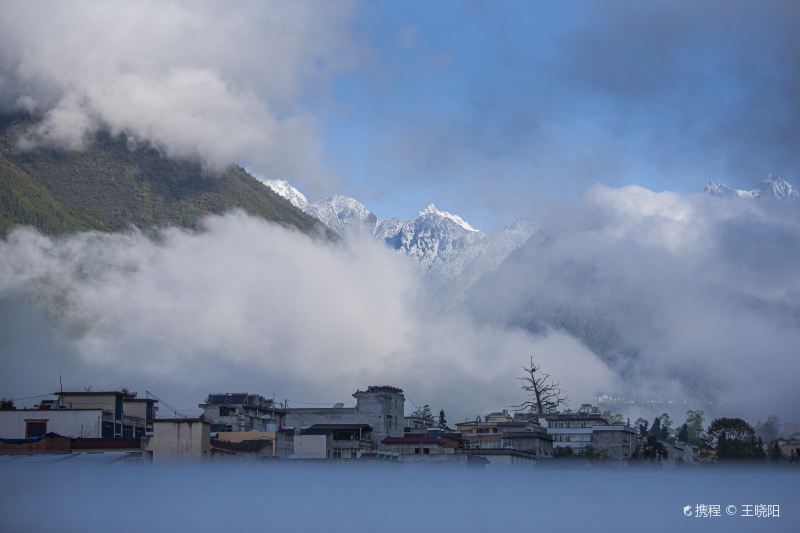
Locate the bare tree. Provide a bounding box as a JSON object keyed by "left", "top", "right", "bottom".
{"left": 515, "top": 355, "right": 568, "bottom": 415}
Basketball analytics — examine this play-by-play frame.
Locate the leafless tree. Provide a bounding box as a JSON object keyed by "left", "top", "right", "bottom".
{"left": 515, "top": 355, "right": 568, "bottom": 415}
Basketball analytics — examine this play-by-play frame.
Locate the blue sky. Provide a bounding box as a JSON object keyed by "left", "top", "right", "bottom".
{"left": 307, "top": 0, "right": 800, "bottom": 230}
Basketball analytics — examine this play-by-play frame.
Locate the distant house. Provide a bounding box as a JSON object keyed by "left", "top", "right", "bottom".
{"left": 0, "top": 433, "right": 151, "bottom": 463}
{"left": 146, "top": 418, "right": 211, "bottom": 461}
{"left": 659, "top": 440, "right": 699, "bottom": 465}
{"left": 214, "top": 430, "right": 294, "bottom": 458}
{"left": 295, "top": 424, "right": 374, "bottom": 459}
{"left": 199, "top": 393, "right": 285, "bottom": 433}
{"left": 0, "top": 390, "right": 156, "bottom": 439}
{"left": 539, "top": 407, "right": 638, "bottom": 460}
{"left": 456, "top": 415, "right": 553, "bottom": 459}
{"left": 382, "top": 432, "right": 461, "bottom": 461}
{"left": 285, "top": 386, "right": 405, "bottom": 446}
{"left": 776, "top": 437, "right": 800, "bottom": 460}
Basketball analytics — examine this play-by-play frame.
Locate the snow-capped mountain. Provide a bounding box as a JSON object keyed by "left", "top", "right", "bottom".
{"left": 264, "top": 180, "right": 536, "bottom": 299}
{"left": 376, "top": 203, "right": 487, "bottom": 272}
{"left": 308, "top": 195, "right": 378, "bottom": 235}
{"left": 264, "top": 179, "right": 309, "bottom": 210}
{"left": 705, "top": 175, "right": 799, "bottom": 200}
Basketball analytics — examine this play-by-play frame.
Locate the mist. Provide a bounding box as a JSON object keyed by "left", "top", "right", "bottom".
{"left": 0, "top": 212, "right": 616, "bottom": 420}
{"left": 465, "top": 185, "right": 800, "bottom": 420}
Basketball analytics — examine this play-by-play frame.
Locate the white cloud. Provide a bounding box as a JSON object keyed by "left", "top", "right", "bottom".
{"left": 0, "top": 213, "right": 616, "bottom": 418}
{"left": 0, "top": 0, "right": 356, "bottom": 191}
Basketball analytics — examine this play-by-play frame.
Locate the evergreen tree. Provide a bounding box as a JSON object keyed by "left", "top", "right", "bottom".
{"left": 677, "top": 423, "right": 689, "bottom": 443}
{"left": 769, "top": 441, "right": 783, "bottom": 461}
{"left": 649, "top": 417, "right": 662, "bottom": 439}
{"left": 708, "top": 418, "right": 764, "bottom": 460}
{"left": 438, "top": 409, "right": 448, "bottom": 429}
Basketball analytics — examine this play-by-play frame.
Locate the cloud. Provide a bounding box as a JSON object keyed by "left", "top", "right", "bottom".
{"left": 0, "top": 0, "right": 356, "bottom": 193}
{"left": 465, "top": 186, "right": 800, "bottom": 419}
{"left": 0, "top": 213, "right": 616, "bottom": 419}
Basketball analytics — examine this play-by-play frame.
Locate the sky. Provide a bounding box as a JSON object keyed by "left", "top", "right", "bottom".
{"left": 1, "top": 1, "right": 799, "bottom": 423}
{"left": 313, "top": 0, "right": 800, "bottom": 230}
{"left": 2, "top": 1, "right": 799, "bottom": 230}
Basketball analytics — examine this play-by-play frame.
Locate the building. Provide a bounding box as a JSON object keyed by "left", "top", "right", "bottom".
{"left": 456, "top": 413, "right": 553, "bottom": 459}
{"left": 775, "top": 437, "right": 800, "bottom": 460}
{"left": 382, "top": 432, "right": 461, "bottom": 462}
{"left": 214, "top": 430, "right": 294, "bottom": 458}
{"left": 591, "top": 425, "right": 639, "bottom": 460}
{"left": 285, "top": 386, "right": 405, "bottom": 446}
{"left": 146, "top": 418, "right": 211, "bottom": 461}
{"left": 539, "top": 407, "right": 639, "bottom": 460}
{"left": 0, "top": 433, "right": 151, "bottom": 463}
{"left": 659, "top": 440, "right": 699, "bottom": 465}
{"left": 404, "top": 415, "right": 432, "bottom": 433}
{"left": 199, "top": 393, "right": 286, "bottom": 433}
{"left": 296, "top": 424, "right": 374, "bottom": 459}
{"left": 0, "top": 391, "right": 156, "bottom": 439}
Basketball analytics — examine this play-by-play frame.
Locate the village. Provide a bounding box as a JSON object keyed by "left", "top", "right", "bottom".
{"left": 1, "top": 383, "right": 797, "bottom": 467}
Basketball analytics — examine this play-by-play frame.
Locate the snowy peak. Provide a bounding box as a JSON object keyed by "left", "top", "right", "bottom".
{"left": 309, "top": 195, "right": 378, "bottom": 235}
{"left": 761, "top": 175, "right": 799, "bottom": 200}
{"left": 418, "top": 203, "right": 480, "bottom": 232}
{"left": 265, "top": 179, "right": 308, "bottom": 210}
{"left": 705, "top": 176, "right": 798, "bottom": 201}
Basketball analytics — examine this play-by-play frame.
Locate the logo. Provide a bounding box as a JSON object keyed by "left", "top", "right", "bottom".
{"left": 683, "top": 505, "right": 693, "bottom": 517}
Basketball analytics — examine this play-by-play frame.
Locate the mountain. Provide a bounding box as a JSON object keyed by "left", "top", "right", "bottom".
{"left": 705, "top": 175, "right": 799, "bottom": 201}
{"left": 0, "top": 114, "right": 325, "bottom": 237}
{"left": 265, "top": 179, "right": 536, "bottom": 299}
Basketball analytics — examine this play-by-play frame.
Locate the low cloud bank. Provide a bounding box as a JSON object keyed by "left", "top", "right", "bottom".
{"left": 0, "top": 212, "right": 615, "bottom": 419}
{"left": 466, "top": 185, "right": 800, "bottom": 419}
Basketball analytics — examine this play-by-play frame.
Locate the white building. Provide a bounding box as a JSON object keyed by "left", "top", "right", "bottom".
{"left": 0, "top": 409, "right": 105, "bottom": 439}
{"left": 146, "top": 418, "right": 211, "bottom": 461}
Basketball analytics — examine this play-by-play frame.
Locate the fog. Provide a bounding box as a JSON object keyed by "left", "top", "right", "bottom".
{"left": 0, "top": 212, "right": 617, "bottom": 420}
{"left": 466, "top": 185, "right": 800, "bottom": 420}
{"left": 0, "top": 463, "right": 796, "bottom": 533}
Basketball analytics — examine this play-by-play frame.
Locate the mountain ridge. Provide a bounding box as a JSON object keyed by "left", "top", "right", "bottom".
{"left": 0, "top": 114, "right": 326, "bottom": 237}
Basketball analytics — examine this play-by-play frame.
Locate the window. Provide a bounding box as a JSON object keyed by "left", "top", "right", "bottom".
{"left": 414, "top": 448, "right": 421, "bottom": 454}
{"left": 25, "top": 419, "right": 47, "bottom": 438}
{"left": 423, "top": 448, "right": 430, "bottom": 454}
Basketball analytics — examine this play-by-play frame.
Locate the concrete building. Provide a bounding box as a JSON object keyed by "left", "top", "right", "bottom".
{"left": 0, "top": 391, "right": 156, "bottom": 439}
{"left": 199, "top": 393, "right": 285, "bottom": 433}
{"left": 382, "top": 433, "right": 461, "bottom": 462}
{"left": 660, "top": 440, "right": 699, "bottom": 465}
{"left": 540, "top": 408, "right": 638, "bottom": 460}
{"left": 591, "top": 425, "right": 639, "bottom": 460}
{"left": 296, "top": 424, "right": 374, "bottom": 459}
{"left": 293, "top": 434, "right": 327, "bottom": 459}
{"left": 285, "top": 386, "right": 405, "bottom": 446}
{"left": 214, "top": 430, "right": 294, "bottom": 458}
{"left": 540, "top": 410, "right": 609, "bottom": 453}
{"left": 775, "top": 437, "right": 800, "bottom": 460}
{"left": 404, "top": 415, "right": 432, "bottom": 434}
{"left": 456, "top": 415, "right": 553, "bottom": 459}
{"left": 0, "top": 433, "right": 151, "bottom": 463}
{"left": 146, "top": 418, "right": 211, "bottom": 461}
{"left": 0, "top": 409, "right": 106, "bottom": 439}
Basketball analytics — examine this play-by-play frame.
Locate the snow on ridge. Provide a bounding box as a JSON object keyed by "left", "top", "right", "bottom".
{"left": 419, "top": 203, "right": 480, "bottom": 232}
{"left": 264, "top": 179, "right": 309, "bottom": 210}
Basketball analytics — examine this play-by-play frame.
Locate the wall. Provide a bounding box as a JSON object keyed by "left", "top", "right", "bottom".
{"left": 591, "top": 427, "right": 637, "bottom": 460}
{"left": 0, "top": 410, "right": 103, "bottom": 438}
{"left": 147, "top": 420, "right": 210, "bottom": 461}
{"left": 293, "top": 434, "right": 326, "bottom": 459}
{"left": 285, "top": 390, "right": 405, "bottom": 446}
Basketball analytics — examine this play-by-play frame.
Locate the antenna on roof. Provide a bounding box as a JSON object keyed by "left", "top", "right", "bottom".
{"left": 59, "top": 376, "right": 63, "bottom": 395}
